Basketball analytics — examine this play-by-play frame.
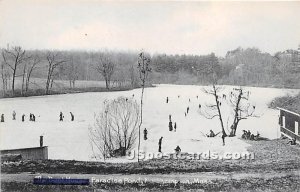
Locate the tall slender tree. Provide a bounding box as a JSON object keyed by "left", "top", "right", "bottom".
{"left": 137, "top": 51, "right": 151, "bottom": 162}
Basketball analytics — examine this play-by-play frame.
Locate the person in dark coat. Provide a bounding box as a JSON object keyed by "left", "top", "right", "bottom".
{"left": 158, "top": 137, "right": 163, "bottom": 152}
{"left": 70, "top": 112, "right": 74, "bottom": 121}
{"left": 144, "top": 128, "right": 148, "bottom": 140}
{"left": 287, "top": 137, "right": 296, "bottom": 145}
{"left": 12, "top": 111, "right": 16, "bottom": 120}
{"left": 199, "top": 104, "right": 201, "bottom": 109}
{"left": 32, "top": 114, "right": 36, "bottom": 122}
{"left": 174, "top": 122, "right": 177, "bottom": 132}
{"left": 169, "top": 114, "right": 172, "bottom": 122}
{"left": 22, "top": 114, "right": 25, "bottom": 122}
{"left": 166, "top": 97, "right": 169, "bottom": 103}
{"left": 222, "top": 134, "right": 226, "bottom": 146}
{"left": 29, "top": 113, "right": 32, "bottom": 121}
{"left": 187, "top": 107, "right": 189, "bottom": 114}
{"left": 59, "top": 112, "right": 64, "bottom": 121}
{"left": 175, "top": 145, "right": 181, "bottom": 154}
{"left": 208, "top": 130, "right": 216, "bottom": 137}
{"left": 169, "top": 121, "right": 173, "bottom": 131}
{"left": 246, "top": 130, "right": 251, "bottom": 140}
{"left": 0, "top": 114, "right": 4, "bottom": 122}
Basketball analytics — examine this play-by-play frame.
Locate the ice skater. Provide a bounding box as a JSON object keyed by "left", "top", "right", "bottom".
{"left": 158, "top": 137, "right": 163, "bottom": 152}
{"left": 70, "top": 112, "right": 74, "bottom": 121}
{"left": 144, "top": 128, "right": 148, "bottom": 140}
{"left": 223, "top": 94, "right": 226, "bottom": 99}
{"left": 32, "top": 114, "right": 36, "bottom": 122}
{"left": 12, "top": 111, "right": 16, "bottom": 120}
{"left": 199, "top": 104, "right": 201, "bottom": 109}
{"left": 207, "top": 130, "right": 216, "bottom": 137}
{"left": 222, "top": 134, "right": 226, "bottom": 146}
{"left": 0, "top": 114, "right": 4, "bottom": 122}
{"left": 59, "top": 112, "right": 64, "bottom": 121}
{"left": 166, "top": 97, "right": 169, "bottom": 103}
{"left": 169, "top": 121, "right": 173, "bottom": 131}
{"left": 169, "top": 114, "right": 172, "bottom": 122}
{"left": 22, "top": 114, "right": 25, "bottom": 122}
{"left": 175, "top": 145, "right": 181, "bottom": 154}
{"left": 187, "top": 107, "right": 189, "bottom": 114}
{"left": 174, "top": 122, "right": 177, "bottom": 132}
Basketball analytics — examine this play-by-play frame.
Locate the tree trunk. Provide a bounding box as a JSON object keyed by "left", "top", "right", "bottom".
{"left": 12, "top": 68, "right": 16, "bottom": 96}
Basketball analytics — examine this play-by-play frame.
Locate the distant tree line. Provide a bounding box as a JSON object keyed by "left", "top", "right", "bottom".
{"left": 1, "top": 45, "right": 299, "bottom": 97}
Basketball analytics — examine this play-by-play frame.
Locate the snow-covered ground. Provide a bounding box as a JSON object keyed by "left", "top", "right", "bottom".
{"left": 0, "top": 84, "right": 299, "bottom": 162}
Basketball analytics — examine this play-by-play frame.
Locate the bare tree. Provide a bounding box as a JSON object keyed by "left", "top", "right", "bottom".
{"left": 129, "top": 64, "right": 138, "bottom": 88}
{"left": 200, "top": 85, "right": 227, "bottom": 143}
{"left": 2, "top": 46, "right": 28, "bottom": 96}
{"left": 199, "top": 53, "right": 228, "bottom": 145}
{"left": 66, "top": 55, "right": 79, "bottom": 88}
{"left": 25, "top": 55, "right": 40, "bottom": 92}
{"left": 21, "top": 54, "right": 40, "bottom": 95}
{"left": 228, "top": 87, "right": 258, "bottom": 136}
{"left": 45, "top": 52, "right": 66, "bottom": 94}
{"left": 137, "top": 51, "right": 151, "bottom": 162}
{"left": 89, "top": 97, "right": 140, "bottom": 159}
{"left": 1, "top": 62, "right": 10, "bottom": 95}
{"left": 95, "top": 53, "right": 115, "bottom": 90}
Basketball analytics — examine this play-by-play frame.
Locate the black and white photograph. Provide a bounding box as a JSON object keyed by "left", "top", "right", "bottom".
{"left": 0, "top": 0, "right": 300, "bottom": 191}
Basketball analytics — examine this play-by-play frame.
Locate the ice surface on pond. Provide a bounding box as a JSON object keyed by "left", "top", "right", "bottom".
{"left": 0, "top": 84, "right": 299, "bottom": 162}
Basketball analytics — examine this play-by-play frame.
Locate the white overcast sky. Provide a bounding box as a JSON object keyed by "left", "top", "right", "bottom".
{"left": 0, "top": 0, "right": 299, "bottom": 56}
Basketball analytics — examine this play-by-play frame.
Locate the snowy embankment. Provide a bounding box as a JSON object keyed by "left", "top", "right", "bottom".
{"left": 0, "top": 84, "right": 299, "bottom": 162}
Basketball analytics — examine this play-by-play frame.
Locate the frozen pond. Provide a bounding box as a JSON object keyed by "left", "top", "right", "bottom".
{"left": 0, "top": 84, "right": 299, "bottom": 161}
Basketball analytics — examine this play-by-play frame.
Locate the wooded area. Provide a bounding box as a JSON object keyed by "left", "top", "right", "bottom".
{"left": 1, "top": 45, "right": 299, "bottom": 97}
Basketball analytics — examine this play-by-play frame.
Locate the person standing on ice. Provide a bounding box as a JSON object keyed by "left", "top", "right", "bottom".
{"left": 0, "top": 114, "right": 4, "bottom": 122}
{"left": 59, "top": 112, "right": 64, "bottom": 121}
{"left": 174, "top": 122, "right": 177, "bottom": 132}
{"left": 12, "top": 111, "right": 16, "bottom": 120}
{"left": 187, "top": 107, "right": 190, "bottom": 114}
{"left": 166, "top": 97, "right": 169, "bottom": 103}
{"left": 222, "top": 134, "right": 226, "bottom": 146}
{"left": 169, "top": 114, "right": 172, "bottom": 122}
{"left": 199, "top": 104, "right": 201, "bottom": 109}
{"left": 169, "top": 120, "right": 173, "bottom": 131}
{"left": 144, "top": 128, "right": 148, "bottom": 140}
{"left": 175, "top": 145, "right": 181, "bottom": 154}
{"left": 70, "top": 112, "right": 74, "bottom": 121}
{"left": 22, "top": 114, "right": 25, "bottom": 122}
{"left": 158, "top": 137, "right": 163, "bottom": 152}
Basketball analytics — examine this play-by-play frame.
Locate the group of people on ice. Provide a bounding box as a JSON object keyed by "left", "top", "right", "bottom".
{"left": 0, "top": 111, "right": 37, "bottom": 122}
{"left": 0, "top": 111, "right": 75, "bottom": 123}
{"left": 59, "top": 111, "right": 74, "bottom": 121}
{"left": 168, "top": 115, "right": 177, "bottom": 132}
{"left": 241, "top": 130, "right": 260, "bottom": 141}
